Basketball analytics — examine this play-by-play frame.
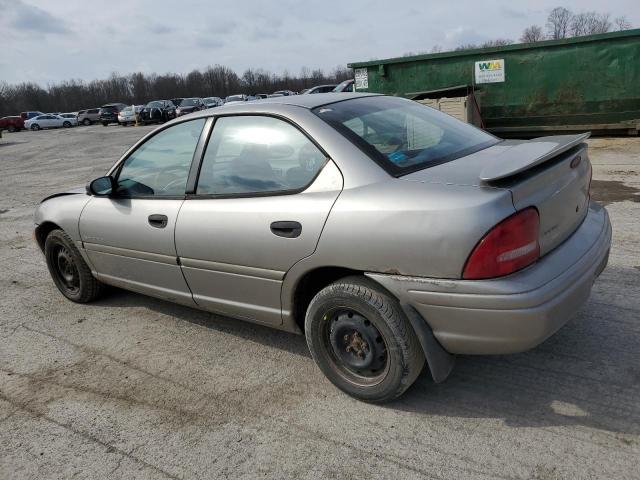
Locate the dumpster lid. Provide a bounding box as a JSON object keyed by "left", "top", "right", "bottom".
{"left": 408, "top": 85, "right": 479, "bottom": 100}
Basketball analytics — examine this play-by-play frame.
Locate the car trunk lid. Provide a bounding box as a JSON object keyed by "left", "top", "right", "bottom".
{"left": 401, "top": 133, "right": 592, "bottom": 256}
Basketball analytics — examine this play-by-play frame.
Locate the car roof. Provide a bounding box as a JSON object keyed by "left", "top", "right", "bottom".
{"left": 224, "top": 92, "right": 378, "bottom": 110}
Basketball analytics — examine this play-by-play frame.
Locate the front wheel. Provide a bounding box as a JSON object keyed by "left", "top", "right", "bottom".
{"left": 44, "top": 229, "right": 105, "bottom": 303}
{"left": 63, "top": 121, "right": 71, "bottom": 128}
{"left": 31, "top": 124, "right": 40, "bottom": 131}
{"left": 305, "top": 276, "right": 424, "bottom": 403}
{"left": 7, "top": 125, "right": 16, "bottom": 133}
{"left": 102, "top": 121, "right": 108, "bottom": 126}
{"left": 83, "top": 119, "right": 91, "bottom": 126}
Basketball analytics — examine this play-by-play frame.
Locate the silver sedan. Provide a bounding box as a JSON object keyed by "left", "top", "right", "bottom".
{"left": 34, "top": 93, "right": 611, "bottom": 402}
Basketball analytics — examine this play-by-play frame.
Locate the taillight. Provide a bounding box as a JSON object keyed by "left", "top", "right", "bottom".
{"left": 462, "top": 208, "right": 540, "bottom": 280}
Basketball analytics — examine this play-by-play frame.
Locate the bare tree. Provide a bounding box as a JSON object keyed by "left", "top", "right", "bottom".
{"left": 546, "top": 7, "right": 572, "bottom": 39}
{"left": 521, "top": 25, "right": 545, "bottom": 43}
{"left": 614, "top": 15, "right": 632, "bottom": 30}
{"left": 570, "top": 12, "right": 590, "bottom": 36}
{"left": 585, "top": 12, "right": 611, "bottom": 34}
{"left": 430, "top": 45, "right": 443, "bottom": 53}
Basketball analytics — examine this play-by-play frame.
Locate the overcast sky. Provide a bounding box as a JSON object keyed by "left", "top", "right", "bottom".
{"left": 1, "top": 0, "right": 638, "bottom": 85}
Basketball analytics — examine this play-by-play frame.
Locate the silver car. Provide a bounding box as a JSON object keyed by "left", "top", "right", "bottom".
{"left": 34, "top": 93, "right": 611, "bottom": 402}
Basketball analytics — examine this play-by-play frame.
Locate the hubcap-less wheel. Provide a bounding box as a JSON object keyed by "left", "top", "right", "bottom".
{"left": 323, "top": 308, "right": 389, "bottom": 386}
{"left": 83, "top": 119, "right": 91, "bottom": 126}
{"left": 305, "top": 276, "right": 425, "bottom": 402}
{"left": 53, "top": 245, "right": 80, "bottom": 294}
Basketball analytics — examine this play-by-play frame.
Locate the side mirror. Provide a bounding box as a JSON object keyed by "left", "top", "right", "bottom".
{"left": 86, "top": 176, "right": 115, "bottom": 196}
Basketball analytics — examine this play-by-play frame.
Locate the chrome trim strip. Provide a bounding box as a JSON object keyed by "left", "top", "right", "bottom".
{"left": 179, "top": 257, "right": 285, "bottom": 281}
{"left": 83, "top": 242, "right": 178, "bottom": 265}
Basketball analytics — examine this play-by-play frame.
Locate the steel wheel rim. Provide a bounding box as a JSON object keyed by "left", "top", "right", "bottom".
{"left": 321, "top": 307, "right": 389, "bottom": 386}
{"left": 53, "top": 246, "right": 80, "bottom": 293}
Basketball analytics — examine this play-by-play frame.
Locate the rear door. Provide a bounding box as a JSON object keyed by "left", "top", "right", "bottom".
{"left": 80, "top": 118, "right": 207, "bottom": 305}
{"left": 175, "top": 115, "right": 343, "bottom": 325}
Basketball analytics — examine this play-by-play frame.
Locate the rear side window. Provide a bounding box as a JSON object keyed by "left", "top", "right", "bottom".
{"left": 196, "top": 116, "right": 327, "bottom": 196}
{"left": 313, "top": 96, "right": 498, "bottom": 176}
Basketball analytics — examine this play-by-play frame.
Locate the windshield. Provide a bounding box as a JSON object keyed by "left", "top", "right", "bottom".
{"left": 313, "top": 96, "right": 499, "bottom": 176}
{"left": 181, "top": 98, "right": 199, "bottom": 106}
{"left": 225, "top": 95, "right": 243, "bottom": 102}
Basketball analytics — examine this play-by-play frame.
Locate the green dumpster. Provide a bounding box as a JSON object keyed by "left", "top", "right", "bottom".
{"left": 348, "top": 29, "right": 640, "bottom": 136}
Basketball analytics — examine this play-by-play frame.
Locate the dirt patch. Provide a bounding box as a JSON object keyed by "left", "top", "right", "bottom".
{"left": 590, "top": 180, "right": 640, "bottom": 206}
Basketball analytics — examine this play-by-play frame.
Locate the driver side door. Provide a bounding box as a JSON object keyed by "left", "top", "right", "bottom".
{"left": 79, "top": 118, "right": 206, "bottom": 306}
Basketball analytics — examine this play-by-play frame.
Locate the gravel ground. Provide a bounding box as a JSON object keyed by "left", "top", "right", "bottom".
{"left": 0, "top": 126, "right": 639, "bottom": 479}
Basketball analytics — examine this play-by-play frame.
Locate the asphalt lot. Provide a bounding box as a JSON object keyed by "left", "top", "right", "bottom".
{"left": 1, "top": 125, "right": 639, "bottom": 479}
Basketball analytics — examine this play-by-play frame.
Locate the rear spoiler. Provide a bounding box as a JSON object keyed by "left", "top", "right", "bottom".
{"left": 480, "top": 133, "right": 590, "bottom": 182}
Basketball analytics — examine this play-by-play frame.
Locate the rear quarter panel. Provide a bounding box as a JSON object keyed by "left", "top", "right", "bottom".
{"left": 311, "top": 179, "right": 515, "bottom": 279}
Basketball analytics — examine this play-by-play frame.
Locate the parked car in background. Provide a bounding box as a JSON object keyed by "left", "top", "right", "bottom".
{"left": 117, "top": 105, "right": 143, "bottom": 125}
{"left": 224, "top": 94, "right": 249, "bottom": 104}
{"left": 0, "top": 116, "right": 25, "bottom": 132}
{"left": 171, "top": 98, "right": 184, "bottom": 108}
{"left": 20, "top": 111, "right": 44, "bottom": 121}
{"left": 35, "top": 93, "right": 611, "bottom": 403}
{"left": 59, "top": 113, "right": 78, "bottom": 126}
{"left": 140, "top": 100, "right": 177, "bottom": 124}
{"left": 24, "top": 114, "right": 74, "bottom": 130}
{"left": 77, "top": 108, "right": 101, "bottom": 125}
{"left": 203, "top": 97, "right": 224, "bottom": 108}
{"left": 176, "top": 98, "right": 205, "bottom": 117}
{"left": 333, "top": 79, "right": 355, "bottom": 92}
{"left": 99, "top": 103, "right": 128, "bottom": 126}
{"left": 273, "top": 90, "right": 297, "bottom": 96}
{"left": 303, "top": 85, "right": 337, "bottom": 94}
{"left": 254, "top": 94, "right": 269, "bottom": 99}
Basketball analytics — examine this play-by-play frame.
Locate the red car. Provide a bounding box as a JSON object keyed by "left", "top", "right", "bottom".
{"left": 0, "top": 116, "right": 25, "bottom": 132}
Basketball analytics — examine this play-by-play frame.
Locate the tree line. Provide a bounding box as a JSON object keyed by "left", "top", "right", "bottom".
{"left": 405, "top": 6, "right": 633, "bottom": 56}
{"left": 0, "top": 65, "right": 353, "bottom": 117}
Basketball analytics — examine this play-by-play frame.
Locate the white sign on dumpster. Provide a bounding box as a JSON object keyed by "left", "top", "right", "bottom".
{"left": 354, "top": 68, "right": 368, "bottom": 89}
{"left": 474, "top": 59, "right": 505, "bottom": 84}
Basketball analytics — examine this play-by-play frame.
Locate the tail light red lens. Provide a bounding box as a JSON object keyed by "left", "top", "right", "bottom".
{"left": 463, "top": 207, "right": 540, "bottom": 280}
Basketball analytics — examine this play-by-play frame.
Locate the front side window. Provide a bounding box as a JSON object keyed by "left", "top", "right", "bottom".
{"left": 313, "top": 96, "right": 498, "bottom": 176}
{"left": 196, "top": 116, "right": 327, "bottom": 195}
{"left": 115, "top": 119, "right": 205, "bottom": 197}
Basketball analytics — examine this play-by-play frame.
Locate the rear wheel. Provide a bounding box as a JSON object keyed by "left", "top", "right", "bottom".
{"left": 305, "top": 276, "right": 424, "bottom": 403}
{"left": 102, "top": 121, "right": 108, "bottom": 126}
{"left": 44, "top": 229, "right": 104, "bottom": 303}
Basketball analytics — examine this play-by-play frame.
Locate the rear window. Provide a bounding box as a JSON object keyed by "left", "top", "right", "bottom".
{"left": 313, "top": 96, "right": 499, "bottom": 176}
{"left": 180, "top": 98, "right": 199, "bottom": 106}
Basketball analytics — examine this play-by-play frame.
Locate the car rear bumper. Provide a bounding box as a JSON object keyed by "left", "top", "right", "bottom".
{"left": 367, "top": 202, "right": 611, "bottom": 355}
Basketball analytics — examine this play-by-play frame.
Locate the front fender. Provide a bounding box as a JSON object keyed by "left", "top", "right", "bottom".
{"left": 34, "top": 192, "right": 91, "bottom": 249}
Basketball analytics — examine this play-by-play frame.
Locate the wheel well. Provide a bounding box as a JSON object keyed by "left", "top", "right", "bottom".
{"left": 292, "top": 266, "right": 362, "bottom": 334}
{"left": 35, "top": 221, "right": 61, "bottom": 251}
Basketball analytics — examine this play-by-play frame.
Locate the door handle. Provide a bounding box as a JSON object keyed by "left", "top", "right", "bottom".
{"left": 148, "top": 214, "right": 168, "bottom": 228}
{"left": 270, "top": 221, "right": 302, "bottom": 238}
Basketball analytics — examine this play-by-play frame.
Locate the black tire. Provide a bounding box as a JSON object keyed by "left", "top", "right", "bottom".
{"left": 63, "top": 121, "right": 71, "bottom": 128}
{"left": 305, "top": 276, "right": 424, "bottom": 403}
{"left": 102, "top": 121, "right": 108, "bottom": 126}
{"left": 7, "top": 125, "right": 16, "bottom": 133}
{"left": 31, "top": 124, "right": 40, "bottom": 131}
{"left": 83, "top": 118, "right": 91, "bottom": 126}
{"left": 44, "top": 229, "right": 104, "bottom": 303}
